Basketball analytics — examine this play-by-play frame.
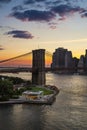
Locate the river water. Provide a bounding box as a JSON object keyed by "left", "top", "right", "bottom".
{"left": 0, "top": 72, "right": 87, "bottom": 130}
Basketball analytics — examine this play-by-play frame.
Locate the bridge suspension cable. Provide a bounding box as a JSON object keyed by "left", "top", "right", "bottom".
{"left": 0, "top": 51, "right": 32, "bottom": 64}
{"left": 0, "top": 50, "right": 52, "bottom": 68}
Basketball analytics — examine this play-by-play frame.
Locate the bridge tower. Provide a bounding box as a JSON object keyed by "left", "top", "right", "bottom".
{"left": 32, "top": 49, "right": 45, "bottom": 85}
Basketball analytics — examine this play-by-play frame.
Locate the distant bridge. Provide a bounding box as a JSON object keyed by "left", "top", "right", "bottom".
{"left": 0, "top": 49, "right": 86, "bottom": 85}
{"left": 0, "top": 66, "right": 86, "bottom": 73}
{"left": 0, "top": 49, "right": 52, "bottom": 85}
{"left": 0, "top": 48, "right": 86, "bottom": 73}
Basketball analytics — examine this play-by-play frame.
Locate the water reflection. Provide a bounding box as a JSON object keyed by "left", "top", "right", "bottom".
{"left": 0, "top": 72, "right": 87, "bottom": 130}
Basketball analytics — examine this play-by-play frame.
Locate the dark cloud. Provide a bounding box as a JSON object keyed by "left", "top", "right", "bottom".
{"left": 24, "top": 0, "right": 35, "bottom": 4}
{"left": 51, "top": 4, "right": 84, "bottom": 17}
{"left": 9, "top": 10, "right": 55, "bottom": 22}
{"left": 0, "top": 0, "right": 11, "bottom": 3}
{"left": 8, "top": 0, "right": 87, "bottom": 24}
{"left": 24, "top": 0, "right": 84, "bottom": 6}
{"left": 35, "top": 0, "right": 46, "bottom": 1}
{"left": 6, "top": 30, "right": 34, "bottom": 39}
{"left": 0, "top": 0, "right": 12, "bottom": 8}
{"left": 24, "top": 0, "right": 46, "bottom": 4}
{"left": 48, "top": 22, "right": 57, "bottom": 29}
{"left": 45, "top": 0, "right": 62, "bottom": 6}
{"left": 81, "top": 12, "right": 87, "bottom": 18}
{"left": 12, "top": 5, "right": 24, "bottom": 11}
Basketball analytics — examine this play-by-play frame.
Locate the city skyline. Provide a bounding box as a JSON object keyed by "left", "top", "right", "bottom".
{"left": 0, "top": 47, "right": 87, "bottom": 67}
{"left": 0, "top": 0, "right": 87, "bottom": 63}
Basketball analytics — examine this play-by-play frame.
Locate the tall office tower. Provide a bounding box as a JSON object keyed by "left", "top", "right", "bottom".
{"left": 51, "top": 47, "right": 67, "bottom": 68}
{"left": 85, "top": 49, "right": 87, "bottom": 67}
{"left": 73, "top": 57, "right": 79, "bottom": 68}
{"left": 32, "top": 49, "right": 45, "bottom": 85}
{"left": 78, "top": 55, "right": 85, "bottom": 73}
{"left": 84, "top": 49, "right": 87, "bottom": 73}
{"left": 73, "top": 57, "right": 79, "bottom": 72}
{"left": 65, "top": 51, "right": 73, "bottom": 68}
{"left": 51, "top": 52, "right": 56, "bottom": 68}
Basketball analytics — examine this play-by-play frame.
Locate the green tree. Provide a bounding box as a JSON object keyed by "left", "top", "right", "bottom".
{"left": 0, "top": 79, "right": 13, "bottom": 101}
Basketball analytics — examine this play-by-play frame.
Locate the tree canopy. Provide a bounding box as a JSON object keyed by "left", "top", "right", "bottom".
{"left": 0, "top": 79, "right": 13, "bottom": 101}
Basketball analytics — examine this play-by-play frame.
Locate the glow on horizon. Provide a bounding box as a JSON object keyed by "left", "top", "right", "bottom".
{"left": 0, "top": 54, "right": 52, "bottom": 67}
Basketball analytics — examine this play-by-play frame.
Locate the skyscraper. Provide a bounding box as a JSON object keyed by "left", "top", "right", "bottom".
{"left": 65, "top": 51, "right": 73, "bottom": 68}
{"left": 51, "top": 47, "right": 67, "bottom": 68}
{"left": 85, "top": 49, "right": 87, "bottom": 67}
{"left": 77, "top": 55, "right": 85, "bottom": 73}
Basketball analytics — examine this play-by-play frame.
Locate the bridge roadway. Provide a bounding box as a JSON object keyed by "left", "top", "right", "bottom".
{"left": 0, "top": 67, "right": 87, "bottom": 73}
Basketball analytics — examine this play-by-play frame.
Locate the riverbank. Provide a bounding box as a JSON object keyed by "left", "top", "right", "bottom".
{"left": 0, "top": 85, "right": 59, "bottom": 105}
{"left": 0, "top": 97, "right": 55, "bottom": 105}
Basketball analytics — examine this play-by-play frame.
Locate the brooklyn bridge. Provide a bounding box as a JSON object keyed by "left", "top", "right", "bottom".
{"left": 0, "top": 49, "right": 52, "bottom": 85}
{"left": 0, "top": 49, "right": 86, "bottom": 85}
{"left": 0, "top": 49, "right": 52, "bottom": 71}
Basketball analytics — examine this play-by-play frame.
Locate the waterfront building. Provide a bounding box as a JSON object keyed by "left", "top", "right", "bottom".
{"left": 73, "top": 57, "right": 79, "bottom": 68}
{"left": 51, "top": 52, "right": 56, "bottom": 68}
{"left": 65, "top": 51, "right": 73, "bottom": 68}
{"left": 22, "top": 91, "right": 43, "bottom": 100}
{"left": 51, "top": 47, "right": 87, "bottom": 74}
{"left": 73, "top": 57, "right": 79, "bottom": 72}
{"left": 77, "top": 55, "right": 85, "bottom": 73}
{"left": 51, "top": 47, "right": 67, "bottom": 69}
{"left": 84, "top": 49, "right": 87, "bottom": 73}
{"left": 85, "top": 49, "right": 87, "bottom": 67}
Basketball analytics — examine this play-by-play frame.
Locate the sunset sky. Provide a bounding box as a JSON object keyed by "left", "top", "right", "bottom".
{"left": 0, "top": 0, "right": 87, "bottom": 65}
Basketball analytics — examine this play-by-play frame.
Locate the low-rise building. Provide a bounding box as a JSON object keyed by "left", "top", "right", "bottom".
{"left": 22, "top": 91, "right": 43, "bottom": 100}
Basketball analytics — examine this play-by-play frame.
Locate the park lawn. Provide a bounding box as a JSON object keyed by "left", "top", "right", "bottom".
{"left": 30, "top": 86, "right": 53, "bottom": 95}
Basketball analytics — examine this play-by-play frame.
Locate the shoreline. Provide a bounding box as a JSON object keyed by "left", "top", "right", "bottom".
{"left": 0, "top": 85, "right": 59, "bottom": 105}
{"left": 0, "top": 97, "right": 56, "bottom": 105}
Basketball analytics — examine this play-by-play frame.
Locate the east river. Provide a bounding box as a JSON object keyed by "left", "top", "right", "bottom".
{"left": 0, "top": 72, "right": 87, "bottom": 130}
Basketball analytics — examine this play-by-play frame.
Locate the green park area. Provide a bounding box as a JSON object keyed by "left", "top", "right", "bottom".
{"left": 29, "top": 86, "right": 53, "bottom": 95}
{"left": 0, "top": 76, "right": 53, "bottom": 101}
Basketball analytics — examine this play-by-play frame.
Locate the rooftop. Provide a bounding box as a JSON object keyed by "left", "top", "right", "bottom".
{"left": 23, "top": 91, "right": 43, "bottom": 95}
